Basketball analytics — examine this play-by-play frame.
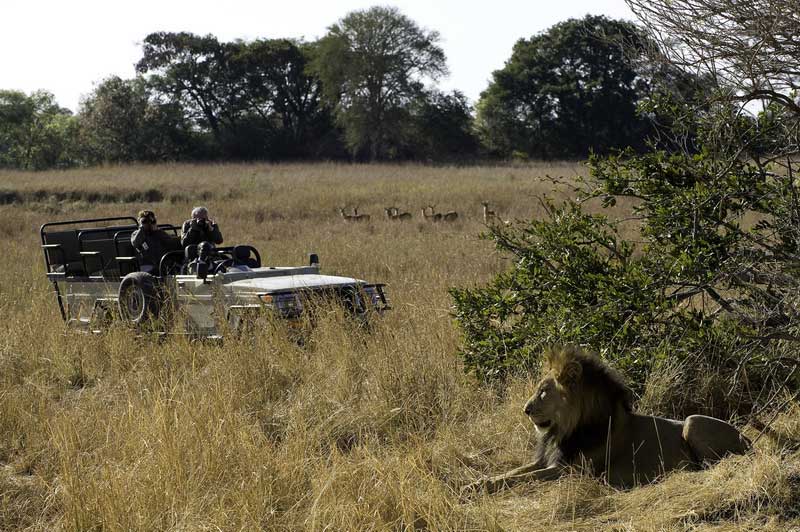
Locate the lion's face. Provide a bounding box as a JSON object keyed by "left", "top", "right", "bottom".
{"left": 523, "top": 375, "right": 571, "bottom": 433}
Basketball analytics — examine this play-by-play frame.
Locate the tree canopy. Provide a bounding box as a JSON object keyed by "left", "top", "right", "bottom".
{"left": 312, "top": 6, "right": 448, "bottom": 160}
{"left": 477, "top": 15, "right": 654, "bottom": 159}
{"left": 78, "top": 76, "right": 192, "bottom": 164}
{"left": 135, "top": 32, "right": 335, "bottom": 160}
{"left": 627, "top": 0, "right": 800, "bottom": 163}
{"left": 0, "top": 90, "right": 77, "bottom": 170}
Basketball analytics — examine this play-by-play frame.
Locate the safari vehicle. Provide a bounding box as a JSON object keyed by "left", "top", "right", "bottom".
{"left": 40, "top": 216, "right": 389, "bottom": 336}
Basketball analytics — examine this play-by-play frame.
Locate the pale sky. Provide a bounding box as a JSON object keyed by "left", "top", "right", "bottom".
{"left": 0, "top": 0, "right": 635, "bottom": 113}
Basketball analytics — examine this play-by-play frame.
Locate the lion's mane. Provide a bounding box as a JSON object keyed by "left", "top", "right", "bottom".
{"left": 534, "top": 346, "right": 634, "bottom": 467}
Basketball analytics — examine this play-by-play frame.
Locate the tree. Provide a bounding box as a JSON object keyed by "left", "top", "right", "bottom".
{"left": 408, "top": 90, "right": 479, "bottom": 160}
{"left": 233, "top": 39, "right": 337, "bottom": 159}
{"left": 476, "top": 15, "right": 653, "bottom": 159}
{"left": 78, "top": 76, "right": 193, "bottom": 163}
{"left": 0, "top": 90, "right": 78, "bottom": 170}
{"left": 626, "top": 0, "right": 800, "bottom": 163}
{"left": 136, "top": 33, "right": 231, "bottom": 148}
{"left": 136, "top": 33, "right": 336, "bottom": 159}
{"left": 312, "top": 6, "right": 448, "bottom": 160}
{"left": 607, "top": 0, "right": 800, "bottom": 340}
{"left": 451, "top": 2, "right": 800, "bottom": 416}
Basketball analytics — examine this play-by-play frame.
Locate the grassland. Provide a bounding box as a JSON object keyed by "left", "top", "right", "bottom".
{"left": 1, "top": 162, "right": 799, "bottom": 531}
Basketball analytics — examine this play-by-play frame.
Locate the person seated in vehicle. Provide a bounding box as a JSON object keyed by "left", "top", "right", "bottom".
{"left": 183, "top": 241, "right": 213, "bottom": 276}
{"left": 131, "top": 210, "right": 180, "bottom": 274}
{"left": 181, "top": 206, "right": 224, "bottom": 248}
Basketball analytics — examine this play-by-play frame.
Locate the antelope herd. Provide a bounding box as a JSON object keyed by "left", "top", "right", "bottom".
{"left": 338, "top": 202, "right": 504, "bottom": 224}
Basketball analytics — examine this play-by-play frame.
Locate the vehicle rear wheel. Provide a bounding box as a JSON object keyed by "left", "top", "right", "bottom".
{"left": 118, "top": 272, "right": 161, "bottom": 325}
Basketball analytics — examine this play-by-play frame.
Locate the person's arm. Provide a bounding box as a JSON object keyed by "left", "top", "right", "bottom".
{"left": 180, "top": 220, "right": 190, "bottom": 247}
{"left": 131, "top": 227, "right": 146, "bottom": 250}
{"left": 209, "top": 222, "right": 223, "bottom": 244}
{"left": 181, "top": 220, "right": 200, "bottom": 247}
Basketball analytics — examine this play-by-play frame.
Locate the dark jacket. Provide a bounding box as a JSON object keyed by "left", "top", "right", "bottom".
{"left": 181, "top": 219, "right": 224, "bottom": 247}
{"left": 131, "top": 227, "right": 179, "bottom": 270}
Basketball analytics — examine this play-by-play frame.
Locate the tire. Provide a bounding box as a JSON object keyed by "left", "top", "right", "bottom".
{"left": 118, "top": 271, "right": 161, "bottom": 325}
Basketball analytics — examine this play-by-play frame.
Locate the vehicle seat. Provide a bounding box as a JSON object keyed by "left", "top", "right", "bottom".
{"left": 185, "top": 244, "right": 199, "bottom": 261}
{"left": 233, "top": 245, "right": 259, "bottom": 268}
{"left": 182, "top": 245, "right": 199, "bottom": 274}
{"left": 43, "top": 230, "right": 87, "bottom": 277}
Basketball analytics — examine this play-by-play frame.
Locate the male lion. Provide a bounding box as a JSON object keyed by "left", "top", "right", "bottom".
{"left": 464, "top": 346, "right": 750, "bottom": 494}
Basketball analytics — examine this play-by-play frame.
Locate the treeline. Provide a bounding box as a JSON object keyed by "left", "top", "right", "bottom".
{"left": 0, "top": 8, "right": 701, "bottom": 170}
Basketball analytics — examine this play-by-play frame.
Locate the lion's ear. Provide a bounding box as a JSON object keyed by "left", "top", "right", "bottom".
{"left": 558, "top": 360, "right": 583, "bottom": 388}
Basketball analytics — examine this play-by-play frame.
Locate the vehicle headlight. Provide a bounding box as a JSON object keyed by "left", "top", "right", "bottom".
{"left": 259, "top": 292, "right": 302, "bottom": 316}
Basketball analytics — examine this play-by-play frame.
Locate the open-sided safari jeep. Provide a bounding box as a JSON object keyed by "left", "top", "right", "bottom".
{"left": 41, "top": 216, "right": 389, "bottom": 336}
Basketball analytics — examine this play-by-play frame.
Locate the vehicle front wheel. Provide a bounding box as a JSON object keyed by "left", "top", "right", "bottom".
{"left": 118, "top": 272, "right": 161, "bottom": 325}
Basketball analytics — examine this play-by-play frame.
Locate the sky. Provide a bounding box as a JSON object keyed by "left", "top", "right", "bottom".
{"left": 0, "top": 0, "right": 635, "bottom": 113}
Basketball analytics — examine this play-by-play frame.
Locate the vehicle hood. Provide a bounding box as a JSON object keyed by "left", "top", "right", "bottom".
{"left": 226, "top": 274, "right": 363, "bottom": 293}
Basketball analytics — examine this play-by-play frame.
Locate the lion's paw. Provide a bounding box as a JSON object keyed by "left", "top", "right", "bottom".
{"left": 460, "top": 477, "right": 500, "bottom": 499}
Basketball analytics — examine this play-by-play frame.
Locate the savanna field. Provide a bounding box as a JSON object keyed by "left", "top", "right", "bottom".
{"left": 2, "top": 162, "right": 800, "bottom": 531}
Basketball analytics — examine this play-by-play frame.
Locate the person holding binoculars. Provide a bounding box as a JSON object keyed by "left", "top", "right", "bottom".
{"left": 131, "top": 209, "right": 177, "bottom": 273}
{"left": 181, "top": 206, "right": 224, "bottom": 248}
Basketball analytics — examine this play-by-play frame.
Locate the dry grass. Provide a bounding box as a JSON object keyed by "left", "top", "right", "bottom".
{"left": 1, "top": 161, "right": 799, "bottom": 531}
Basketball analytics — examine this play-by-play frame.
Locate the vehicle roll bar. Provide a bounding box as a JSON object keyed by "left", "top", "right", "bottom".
{"left": 40, "top": 216, "right": 139, "bottom": 243}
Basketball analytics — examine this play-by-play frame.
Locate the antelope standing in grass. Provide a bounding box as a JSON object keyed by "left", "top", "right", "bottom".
{"left": 339, "top": 207, "right": 370, "bottom": 222}
{"left": 482, "top": 201, "right": 500, "bottom": 224}
{"left": 422, "top": 205, "right": 443, "bottom": 222}
{"left": 442, "top": 210, "right": 459, "bottom": 222}
{"left": 385, "top": 207, "right": 412, "bottom": 221}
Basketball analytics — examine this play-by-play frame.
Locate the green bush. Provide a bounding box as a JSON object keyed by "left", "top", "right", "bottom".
{"left": 451, "top": 149, "right": 800, "bottom": 415}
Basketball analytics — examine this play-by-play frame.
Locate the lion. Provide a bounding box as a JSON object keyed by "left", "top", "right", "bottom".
{"left": 463, "top": 346, "right": 751, "bottom": 494}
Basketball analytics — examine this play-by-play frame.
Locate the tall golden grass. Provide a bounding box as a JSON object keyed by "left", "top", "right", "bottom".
{"left": 1, "top": 162, "right": 799, "bottom": 531}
